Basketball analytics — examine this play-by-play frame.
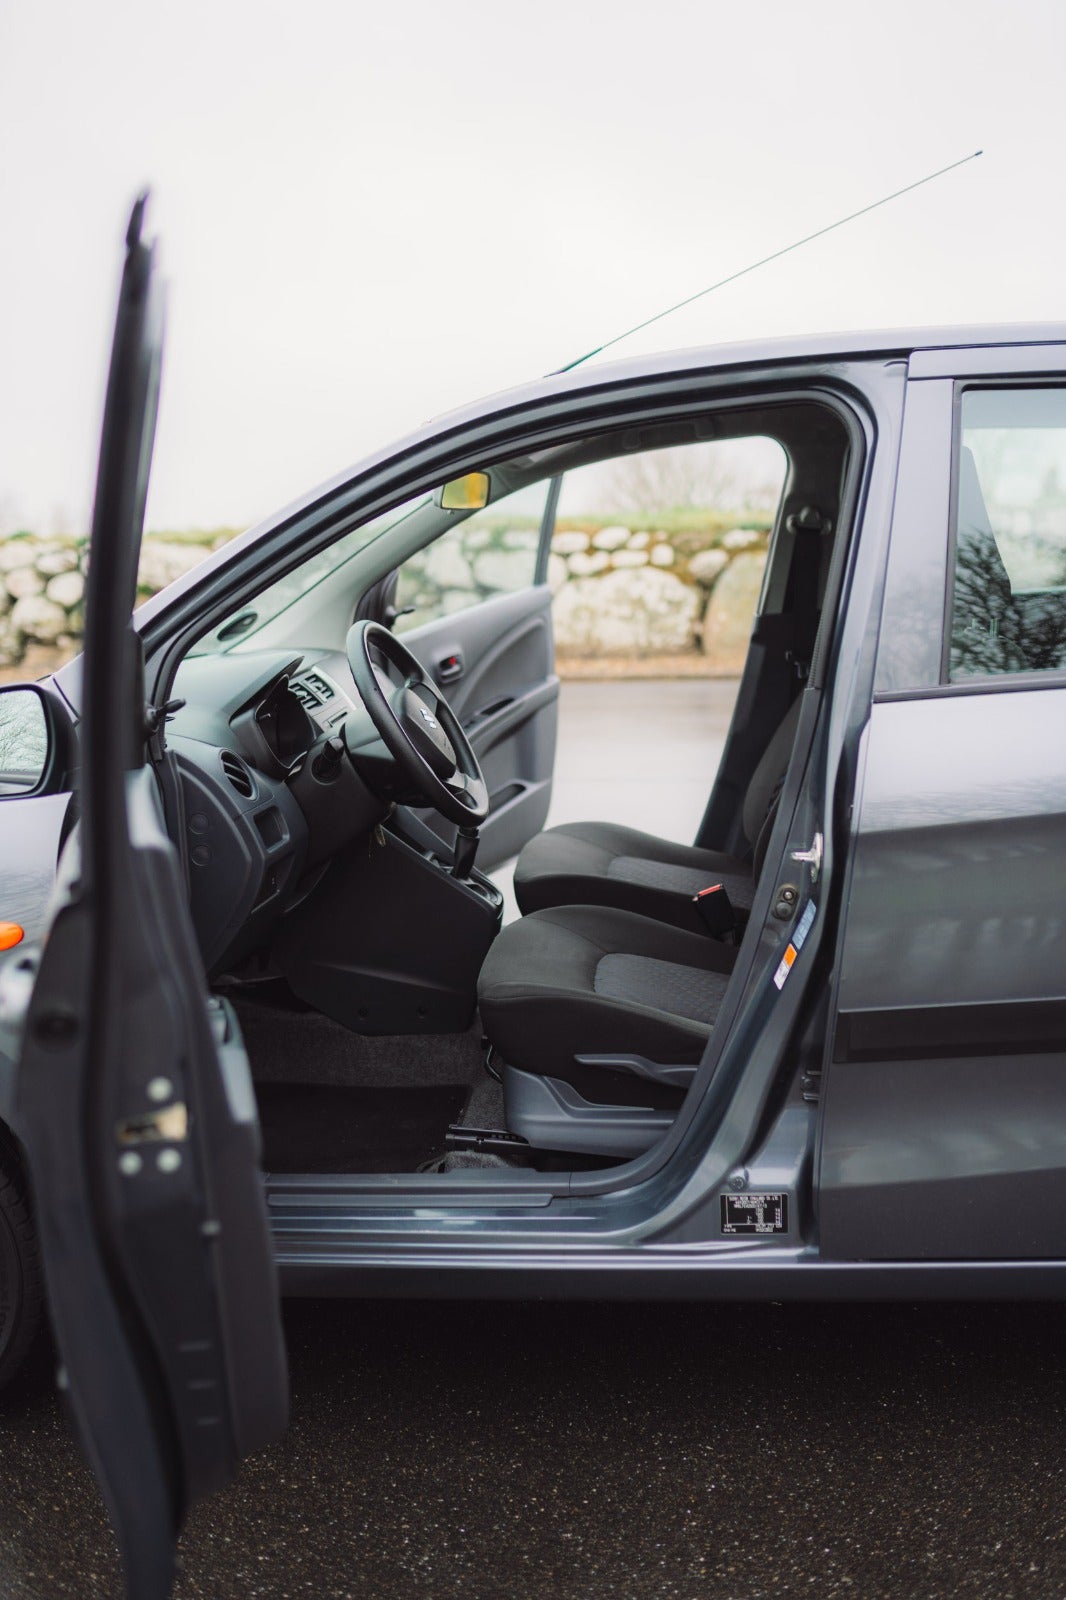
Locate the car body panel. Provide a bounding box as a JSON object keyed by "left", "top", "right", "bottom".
{"left": 0, "top": 790, "right": 71, "bottom": 952}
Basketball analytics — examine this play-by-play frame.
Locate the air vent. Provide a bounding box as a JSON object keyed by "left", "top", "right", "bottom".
{"left": 302, "top": 670, "right": 336, "bottom": 702}
{"left": 220, "top": 751, "right": 255, "bottom": 799}
{"left": 289, "top": 679, "right": 322, "bottom": 710}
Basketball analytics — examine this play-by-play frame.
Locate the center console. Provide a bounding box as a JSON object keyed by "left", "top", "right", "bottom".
{"left": 270, "top": 809, "right": 504, "bottom": 1036}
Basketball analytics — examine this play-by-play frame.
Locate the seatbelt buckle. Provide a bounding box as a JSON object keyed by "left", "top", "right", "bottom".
{"left": 692, "top": 883, "right": 736, "bottom": 938}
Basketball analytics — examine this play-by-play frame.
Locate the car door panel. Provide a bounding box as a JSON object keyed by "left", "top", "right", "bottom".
{"left": 6, "top": 199, "right": 288, "bottom": 1599}
{"left": 821, "top": 694, "right": 1066, "bottom": 1260}
{"left": 399, "top": 585, "right": 559, "bottom": 869}
{"left": 820, "top": 365, "right": 1066, "bottom": 1262}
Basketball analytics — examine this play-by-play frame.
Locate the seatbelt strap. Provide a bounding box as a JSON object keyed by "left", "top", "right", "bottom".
{"left": 783, "top": 509, "right": 827, "bottom": 680}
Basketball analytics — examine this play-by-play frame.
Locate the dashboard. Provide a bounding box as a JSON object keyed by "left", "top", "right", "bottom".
{"left": 168, "top": 648, "right": 384, "bottom": 974}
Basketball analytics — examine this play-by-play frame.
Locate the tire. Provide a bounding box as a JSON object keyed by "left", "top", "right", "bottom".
{"left": 0, "top": 1126, "right": 43, "bottom": 1390}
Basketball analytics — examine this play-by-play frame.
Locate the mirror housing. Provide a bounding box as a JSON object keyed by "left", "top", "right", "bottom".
{"left": 436, "top": 472, "right": 490, "bottom": 512}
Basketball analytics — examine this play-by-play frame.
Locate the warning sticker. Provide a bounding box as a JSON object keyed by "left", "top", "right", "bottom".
{"left": 772, "top": 945, "right": 796, "bottom": 989}
{"left": 721, "top": 1193, "right": 789, "bottom": 1235}
{"left": 773, "top": 900, "right": 816, "bottom": 989}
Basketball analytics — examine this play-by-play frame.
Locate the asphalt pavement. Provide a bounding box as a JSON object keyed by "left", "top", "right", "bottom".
{"left": 3, "top": 1298, "right": 1066, "bottom": 1599}
{"left": 3, "top": 680, "right": 1065, "bottom": 1599}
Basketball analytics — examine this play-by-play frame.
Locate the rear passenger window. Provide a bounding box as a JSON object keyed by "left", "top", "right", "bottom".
{"left": 949, "top": 388, "right": 1066, "bottom": 679}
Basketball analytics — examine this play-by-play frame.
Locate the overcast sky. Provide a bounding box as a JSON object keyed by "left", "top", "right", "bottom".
{"left": 2, "top": 0, "right": 1064, "bottom": 536}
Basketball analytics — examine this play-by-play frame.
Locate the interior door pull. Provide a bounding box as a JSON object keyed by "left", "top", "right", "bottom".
{"left": 436, "top": 653, "right": 463, "bottom": 684}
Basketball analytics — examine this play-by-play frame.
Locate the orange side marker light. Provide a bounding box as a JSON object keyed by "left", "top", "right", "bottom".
{"left": 0, "top": 923, "right": 25, "bottom": 951}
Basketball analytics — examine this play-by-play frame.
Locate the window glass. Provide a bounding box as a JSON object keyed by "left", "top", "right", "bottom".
{"left": 190, "top": 493, "right": 431, "bottom": 655}
{"left": 950, "top": 388, "right": 1066, "bottom": 679}
{"left": 394, "top": 481, "right": 550, "bottom": 634}
{"left": 549, "top": 437, "right": 786, "bottom": 670}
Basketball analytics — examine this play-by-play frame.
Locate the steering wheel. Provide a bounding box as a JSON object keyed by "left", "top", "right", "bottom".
{"left": 345, "top": 619, "right": 489, "bottom": 826}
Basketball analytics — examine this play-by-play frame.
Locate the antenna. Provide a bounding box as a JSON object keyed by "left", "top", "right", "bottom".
{"left": 555, "top": 149, "right": 984, "bottom": 373}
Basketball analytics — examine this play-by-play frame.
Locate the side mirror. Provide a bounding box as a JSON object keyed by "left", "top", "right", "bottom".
{"left": 436, "top": 472, "right": 490, "bottom": 512}
{"left": 0, "top": 686, "right": 51, "bottom": 797}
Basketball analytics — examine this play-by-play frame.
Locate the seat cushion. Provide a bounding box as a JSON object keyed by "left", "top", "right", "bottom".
{"left": 513, "top": 820, "right": 754, "bottom": 933}
{"left": 477, "top": 904, "right": 736, "bottom": 1094}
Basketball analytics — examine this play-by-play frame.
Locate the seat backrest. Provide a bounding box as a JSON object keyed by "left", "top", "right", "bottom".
{"left": 740, "top": 695, "right": 803, "bottom": 853}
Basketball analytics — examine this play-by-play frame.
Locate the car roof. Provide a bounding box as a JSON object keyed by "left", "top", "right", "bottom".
{"left": 586, "top": 319, "right": 1066, "bottom": 373}
{"left": 414, "top": 318, "right": 1066, "bottom": 437}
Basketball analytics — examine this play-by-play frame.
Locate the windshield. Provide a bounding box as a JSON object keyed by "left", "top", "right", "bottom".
{"left": 187, "top": 493, "right": 430, "bottom": 655}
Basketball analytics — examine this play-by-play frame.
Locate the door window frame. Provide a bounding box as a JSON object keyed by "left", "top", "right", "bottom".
{"left": 118, "top": 371, "right": 881, "bottom": 1218}
{"left": 941, "top": 379, "right": 1066, "bottom": 690}
{"left": 875, "top": 355, "right": 1066, "bottom": 704}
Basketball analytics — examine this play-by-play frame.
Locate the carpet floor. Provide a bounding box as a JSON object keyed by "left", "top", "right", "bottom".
{"left": 255, "top": 1081, "right": 469, "bottom": 1174}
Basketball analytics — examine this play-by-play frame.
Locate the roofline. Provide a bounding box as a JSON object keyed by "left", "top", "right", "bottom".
{"left": 131, "top": 318, "right": 1066, "bottom": 637}
{"left": 415, "top": 319, "right": 1066, "bottom": 443}
{"left": 586, "top": 319, "right": 1066, "bottom": 374}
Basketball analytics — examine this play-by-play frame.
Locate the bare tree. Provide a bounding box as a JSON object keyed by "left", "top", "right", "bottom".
{"left": 604, "top": 439, "right": 784, "bottom": 515}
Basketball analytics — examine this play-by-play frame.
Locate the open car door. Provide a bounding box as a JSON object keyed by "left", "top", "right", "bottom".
{"left": 7, "top": 200, "right": 288, "bottom": 1598}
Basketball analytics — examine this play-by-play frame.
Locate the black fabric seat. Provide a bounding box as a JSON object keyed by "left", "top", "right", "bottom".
{"left": 514, "top": 697, "right": 802, "bottom": 933}
{"left": 478, "top": 904, "right": 736, "bottom": 1103}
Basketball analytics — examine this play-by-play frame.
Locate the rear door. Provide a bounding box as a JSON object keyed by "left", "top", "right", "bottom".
{"left": 820, "top": 351, "right": 1066, "bottom": 1260}
{"left": 6, "top": 200, "right": 288, "bottom": 1598}
{"left": 381, "top": 479, "right": 561, "bottom": 869}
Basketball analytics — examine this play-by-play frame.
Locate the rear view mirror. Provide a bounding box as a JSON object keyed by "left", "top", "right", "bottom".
{"left": 437, "top": 472, "right": 490, "bottom": 512}
{"left": 0, "top": 687, "right": 50, "bottom": 797}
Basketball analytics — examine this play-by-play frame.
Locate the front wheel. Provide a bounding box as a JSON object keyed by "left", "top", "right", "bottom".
{"left": 0, "top": 1127, "right": 42, "bottom": 1389}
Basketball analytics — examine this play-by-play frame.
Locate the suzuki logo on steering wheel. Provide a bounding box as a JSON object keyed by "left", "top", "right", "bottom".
{"left": 418, "top": 706, "right": 438, "bottom": 729}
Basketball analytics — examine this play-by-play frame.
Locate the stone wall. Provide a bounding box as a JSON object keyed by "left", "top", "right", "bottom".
{"left": 0, "top": 536, "right": 85, "bottom": 666}
{"left": 397, "top": 513, "right": 770, "bottom": 672}
{"left": 0, "top": 532, "right": 227, "bottom": 668}
{"left": 0, "top": 515, "right": 769, "bottom": 675}
{"left": 547, "top": 521, "right": 768, "bottom": 670}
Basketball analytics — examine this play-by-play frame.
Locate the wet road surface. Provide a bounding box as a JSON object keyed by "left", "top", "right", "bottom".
{"left": 2, "top": 1298, "right": 1066, "bottom": 1598}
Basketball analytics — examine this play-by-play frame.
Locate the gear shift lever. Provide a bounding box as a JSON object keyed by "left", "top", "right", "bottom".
{"left": 451, "top": 825, "right": 480, "bottom": 880}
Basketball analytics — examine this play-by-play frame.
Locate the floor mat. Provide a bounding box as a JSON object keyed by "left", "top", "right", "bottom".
{"left": 256, "top": 1081, "right": 469, "bottom": 1174}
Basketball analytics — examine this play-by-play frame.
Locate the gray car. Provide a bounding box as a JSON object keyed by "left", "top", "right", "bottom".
{"left": 0, "top": 203, "right": 1064, "bottom": 1596}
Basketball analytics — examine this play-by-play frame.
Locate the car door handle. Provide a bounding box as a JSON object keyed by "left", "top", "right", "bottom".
{"left": 436, "top": 652, "right": 463, "bottom": 684}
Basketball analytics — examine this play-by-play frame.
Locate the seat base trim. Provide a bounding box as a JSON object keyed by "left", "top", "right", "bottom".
{"left": 503, "top": 1065, "right": 676, "bottom": 1158}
